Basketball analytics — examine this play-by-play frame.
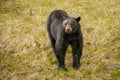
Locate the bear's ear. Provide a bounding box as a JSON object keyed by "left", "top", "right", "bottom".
{"left": 75, "top": 17, "right": 81, "bottom": 22}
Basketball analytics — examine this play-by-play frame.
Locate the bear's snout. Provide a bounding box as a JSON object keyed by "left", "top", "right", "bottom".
{"left": 65, "top": 24, "right": 72, "bottom": 34}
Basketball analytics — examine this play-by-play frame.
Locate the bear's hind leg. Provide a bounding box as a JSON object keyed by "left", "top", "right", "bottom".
{"left": 47, "top": 28, "right": 56, "bottom": 53}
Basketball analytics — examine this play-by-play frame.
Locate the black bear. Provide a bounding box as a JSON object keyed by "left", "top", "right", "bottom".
{"left": 47, "top": 10, "right": 83, "bottom": 70}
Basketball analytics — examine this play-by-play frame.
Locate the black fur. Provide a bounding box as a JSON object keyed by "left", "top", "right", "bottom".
{"left": 47, "top": 10, "right": 83, "bottom": 70}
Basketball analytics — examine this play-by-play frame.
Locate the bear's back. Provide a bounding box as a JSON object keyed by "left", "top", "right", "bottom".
{"left": 47, "top": 10, "right": 69, "bottom": 40}
{"left": 50, "top": 10, "right": 68, "bottom": 21}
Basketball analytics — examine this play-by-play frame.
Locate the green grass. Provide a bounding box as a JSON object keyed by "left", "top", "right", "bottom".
{"left": 0, "top": 0, "right": 120, "bottom": 80}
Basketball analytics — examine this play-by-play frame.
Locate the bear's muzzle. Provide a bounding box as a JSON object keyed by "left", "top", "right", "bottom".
{"left": 65, "top": 24, "right": 72, "bottom": 34}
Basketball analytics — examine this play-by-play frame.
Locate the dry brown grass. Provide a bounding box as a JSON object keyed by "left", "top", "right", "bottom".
{"left": 0, "top": 0, "right": 120, "bottom": 80}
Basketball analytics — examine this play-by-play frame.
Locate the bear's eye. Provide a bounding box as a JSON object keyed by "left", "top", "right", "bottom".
{"left": 64, "top": 23, "right": 67, "bottom": 25}
{"left": 70, "top": 24, "right": 74, "bottom": 27}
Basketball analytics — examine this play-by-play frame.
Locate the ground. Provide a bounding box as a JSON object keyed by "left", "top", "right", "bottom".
{"left": 0, "top": 0, "right": 120, "bottom": 80}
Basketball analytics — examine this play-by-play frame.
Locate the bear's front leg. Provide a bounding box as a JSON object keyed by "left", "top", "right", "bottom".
{"left": 55, "top": 38, "right": 68, "bottom": 70}
{"left": 72, "top": 40, "right": 82, "bottom": 69}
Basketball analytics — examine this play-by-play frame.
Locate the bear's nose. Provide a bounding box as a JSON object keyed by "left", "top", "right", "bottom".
{"left": 66, "top": 28, "right": 71, "bottom": 32}
{"left": 65, "top": 24, "right": 72, "bottom": 33}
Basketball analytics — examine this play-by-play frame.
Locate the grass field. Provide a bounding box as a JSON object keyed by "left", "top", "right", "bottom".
{"left": 0, "top": 0, "right": 120, "bottom": 80}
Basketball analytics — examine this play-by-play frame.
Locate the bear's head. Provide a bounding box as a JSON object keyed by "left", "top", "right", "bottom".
{"left": 62, "top": 17, "right": 81, "bottom": 34}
